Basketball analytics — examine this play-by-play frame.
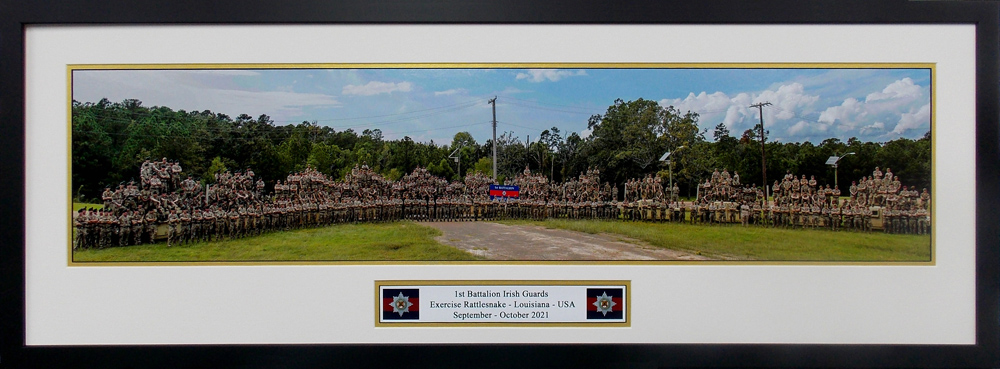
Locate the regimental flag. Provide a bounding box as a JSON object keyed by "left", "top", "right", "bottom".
{"left": 586, "top": 288, "right": 624, "bottom": 320}
{"left": 488, "top": 185, "right": 520, "bottom": 200}
{"left": 382, "top": 288, "right": 419, "bottom": 320}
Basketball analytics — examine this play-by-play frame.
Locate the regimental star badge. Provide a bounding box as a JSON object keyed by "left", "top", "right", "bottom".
{"left": 390, "top": 292, "right": 413, "bottom": 316}
{"left": 592, "top": 291, "right": 617, "bottom": 316}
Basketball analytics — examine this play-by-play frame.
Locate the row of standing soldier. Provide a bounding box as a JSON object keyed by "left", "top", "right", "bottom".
{"left": 75, "top": 161, "right": 931, "bottom": 250}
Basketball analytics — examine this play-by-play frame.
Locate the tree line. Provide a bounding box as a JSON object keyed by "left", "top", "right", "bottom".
{"left": 72, "top": 98, "right": 931, "bottom": 202}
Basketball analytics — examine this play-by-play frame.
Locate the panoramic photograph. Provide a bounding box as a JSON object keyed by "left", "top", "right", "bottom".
{"left": 69, "top": 65, "right": 933, "bottom": 263}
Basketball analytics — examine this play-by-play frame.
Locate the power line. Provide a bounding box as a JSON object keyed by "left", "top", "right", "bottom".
{"left": 504, "top": 100, "right": 598, "bottom": 116}
{"left": 271, "top": 98, "right": 489, "bottom": 123}
{"left": 73, "top": 97, "right": 489, "bottom": 124}
{"left": 75, "top": 100, "right": 484, "bottom": 131}
{"left": 500, "top": 96, "right": 602, "bottom": 113}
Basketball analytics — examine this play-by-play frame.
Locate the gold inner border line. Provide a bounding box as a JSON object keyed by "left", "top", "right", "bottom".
{"left": 66, "top": 62, "right": 936, "bottom": 267}
{"left": 68, "top": 62, "right": 936, "bottom": 70}
{"left": 374, "top": 280, "right": 631, "bottom": 328}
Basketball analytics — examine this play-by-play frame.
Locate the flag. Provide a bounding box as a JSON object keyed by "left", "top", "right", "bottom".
{"left": 586, "top": 288, "right": 624, "bottom": 320}
{"left": 382, "top": 288, "right": 419, "bottom": 320}
{"left": 489, "top": 185, "right": 520, "bottom": 199}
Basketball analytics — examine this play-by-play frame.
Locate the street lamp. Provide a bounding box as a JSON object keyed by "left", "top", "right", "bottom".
{"left": 660, "top": 145, "right": 686, "bottom": 197}
{"left": 449, "top": 144, "right": 463, "bottom": 179}
{"left": 826, "top": 152, "right": 855, "bottom": 188}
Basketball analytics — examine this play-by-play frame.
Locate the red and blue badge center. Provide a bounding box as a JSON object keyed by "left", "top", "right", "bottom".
{"left": 382, "top": 288, "right": 420, "bottom": 320}
{"left": 586, "top": 288, "right": 624, "bottom": 320}
{"left": 489, "top": 185, "right": 520, "bottom": 199}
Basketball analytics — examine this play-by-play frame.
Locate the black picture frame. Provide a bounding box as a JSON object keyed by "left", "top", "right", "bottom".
{"left": 2, "top": 0, "right": 997, "bottom": 367}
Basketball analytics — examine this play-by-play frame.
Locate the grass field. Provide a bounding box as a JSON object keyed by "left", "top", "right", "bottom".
{"left": 73, "top": 221, "right": 481, "bottom": 262}
{"left": 502, "top": 219, "right": 931, "bottom": 262}
{"left": 73, "top": 202, "right": 103, "bottom": 211}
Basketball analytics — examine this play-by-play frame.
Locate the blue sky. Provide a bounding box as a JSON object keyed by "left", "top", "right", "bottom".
{"left": 73, "top": 67, "right": 931, "bottom": 146}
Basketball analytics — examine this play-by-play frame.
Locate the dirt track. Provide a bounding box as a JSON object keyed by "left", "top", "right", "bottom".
{"left": 419, "top": 221, "right": 713, "bottom": 261}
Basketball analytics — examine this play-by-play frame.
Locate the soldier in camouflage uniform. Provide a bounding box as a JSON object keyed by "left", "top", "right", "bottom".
{"left": 166, "top": 209, "right": 179, "bottom": 247}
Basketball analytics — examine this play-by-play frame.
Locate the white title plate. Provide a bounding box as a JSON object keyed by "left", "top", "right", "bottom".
{"left": 377, "top": 281, "right": 629, "bottom": 326}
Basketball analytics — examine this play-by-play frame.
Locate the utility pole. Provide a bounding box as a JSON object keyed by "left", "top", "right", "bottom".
{"left": 750, "top": 101, "right": 772, "bottom": 201}
{"left": 489, "top": 96, "right": 497, "bottom": 182}
{"left": 551, "top": 153, "right": 555, "bottom": 182}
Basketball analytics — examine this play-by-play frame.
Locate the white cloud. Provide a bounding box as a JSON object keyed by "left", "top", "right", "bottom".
{"left": 892, "top": 103, "right": 931, "bottom": 134}
{"left": 515, "top": 69, "right": 587, "bottom": 83}
{"left": 342, "top": 81, "right": 413, "bottom": 96}
{"left": 660, "top": 82, "right": 817, "bottom": 134}
{"left": 664, "top": 91, "right": 733, "bottom": 114}
{"left": 866, "top": 77, "right": 921, "bottom": 102}
{"left": 434, "top": 88, "right": 467, "bottom": 96}
{"left": 660, "top": 76, "right": 930, "bottom": 142}
{"left": 818, "top": 97, "right": 867, "bottom": 130}
{"left": 787, "top": 120, "right": 810, "bottom": 135}
{"left": 501, "top": 87, "right": 531, "bottom": 95}
{"left": 756, "top": 83, "right": 820, "bottom": 122}
{"left": 859, "top": 121, "right": 885, "bottom": 135}
{"left": 814, "top": 78, "right": 928, "bottom": 137}
{"left": 580, "top": 126, "right": 593, "bottom": 139}
{"left": 72, "top": 70, "right": 340, "bottom": 122}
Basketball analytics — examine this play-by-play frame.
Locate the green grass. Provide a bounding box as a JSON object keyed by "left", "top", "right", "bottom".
{"left": 502, "top": 219, "right": 931, "bottom": 262}
{"left": 73, "top": 202, "right": 103, "bottom": 211}
{"left": 73, "top": 221, "right": 481, "bottom": 262}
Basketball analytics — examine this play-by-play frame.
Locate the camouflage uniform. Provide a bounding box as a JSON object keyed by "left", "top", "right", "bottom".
{"left": 166, "top": 211, "right": 179, "bottom": 247}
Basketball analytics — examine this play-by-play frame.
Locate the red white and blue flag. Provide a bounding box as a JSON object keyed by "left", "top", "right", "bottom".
{"left": 489, "top": 185, "right": 520, "bottom": 199}
{"left": 586, "top": 288, "right": 624, "bottom": 320}
{"left": 382, "top": 288, "right": 419, "bottom": 320}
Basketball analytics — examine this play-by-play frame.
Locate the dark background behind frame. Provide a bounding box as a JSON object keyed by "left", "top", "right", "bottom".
{"left": 1, "top": 0, "right": 997, "bottom": 367}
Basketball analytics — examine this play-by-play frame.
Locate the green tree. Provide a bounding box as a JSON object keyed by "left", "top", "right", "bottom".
{"left": 428, "top": 158, "right": 456, "bottom": 179}
{"left": 204, "top": 156, "right": 230, "bottom": 183}
{"left": 307, "top": 142, "right": 349, "bottom": 177}
{"left": 470, "top": 157, "right": 493, "bottom": 176}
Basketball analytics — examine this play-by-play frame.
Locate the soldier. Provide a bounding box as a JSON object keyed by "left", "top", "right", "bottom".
{"left": 214, "top": 207, "right": 227, "bottom": 241}
{"left": 202, "top": 207, "right": 215, "bottom": 242}
{"left": 102, "top": 187, "right": 114, "bottom": 210}
{"left": 179, "top": 209, "right": 192, "bottom": 244}
{"left": 116, "top": 211, "right": 129, "bottom": 247}
{"left": 781, "top": 202, "right": 799, "bottom": 228}
{"left": 853, "top": 205, "right": 865, "bottom": 231}
{"left": 140, "top": 159, "right": 154, "bottom": 189}
{"left": 228, "top": 207, "right": 240, "bottom": 239}
{"left": 788, "top": 202, "right": 799, "bottom": 228}
{"left": 810, "top": 203, "right": 821, "bottom": 229}
{"left": 84, "top": 209, "right": 98, "bottom": 248}
{"left": 166, "top": 209, "right": 179, "bottom": 247}
{"left": 130, "top": 209, "right": 144, "bottom": 245}
{"left": 862, "top": 206, "right": 873, "bottom": 233}
{"left": 831, "top": 203, "right": 841, "bottom": 231}
{"left": 751, "top": 201, "right": 762, "bottom": 226}
{"left": 141, "top": 209, "right": 156, "bottom": 244}
{"left": 73, "top": 209, "right": 86, "bottom": 249}
{"left": 251, "top": 205, "right": 262, "bottom": 235}
{"left": 238, "top": 205, "right": 249, "bottom": 235}
{"left": 170, "top": 160, "right": 183, "bottom": 190}
{"left": 917, "top": 206, "right": 930, "bottom": 235}
{"left": 191, "top": 209, "right": 203, "bottom": 243}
